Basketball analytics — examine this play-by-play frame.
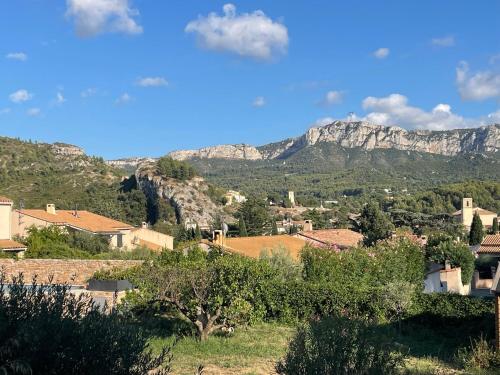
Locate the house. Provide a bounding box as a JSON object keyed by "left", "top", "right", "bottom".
{"left": 224, "top": 190, "right": 247, "bottom": 206}
{"left": 477, "top": 234, "right": 500, "bottom": 255}
{"left": 11, "top": 203, "right": 173, "bottom": 251}
{"left": 275, "top": 218, "right": 313, "bottom": 234}
{"left": 211, "top": 231, "right": 308, "bottom": 260}
{"left": 294, "top": 229, "right": 363, "bottom": 250}
{"left": 452, "top": 198, "right": 498, "bottom": 229}
{"left": 424, "top": 262, "right": 470, "bottom": 295}
{"left": 0, "top": 196, "right": 27, "bottom": 256}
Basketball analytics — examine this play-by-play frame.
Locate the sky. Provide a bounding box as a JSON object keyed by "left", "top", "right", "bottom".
{"left": 1, "top": 0, "right": 500, "bottom": 159}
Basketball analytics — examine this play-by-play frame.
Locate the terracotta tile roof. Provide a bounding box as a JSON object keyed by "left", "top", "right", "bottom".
{"left": 0, "top": 239, "right": 27, "bottom": 251}
{"left": 0, "top": 196, "right": 12, "bottom": 204}
{"left": 452, "top": 207, "right": 498, "bottom": 216}
{"left": 223, "top": 235, "right": 308, "bottom": 260}
{"left": 478, "top": 234, "right": 500, "bottom": 254}
{"left": 297, "top": 229, "right": 363, "bottom": 249}
{"left": 18, "top": 209, "right": 133, "bottom": 233}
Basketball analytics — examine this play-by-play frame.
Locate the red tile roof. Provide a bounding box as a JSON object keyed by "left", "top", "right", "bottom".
{"left": 0, "top": 196, "right": 12, "bottom": 204}
{"left": 0, "top": 239, "right": 27, "bottom": 251}
{"left": 223, "top": 235, "right": 308, "bottom": 260}
{"left": 18, "top": 209, "right": 133, "bottom": 234}
{"left": 478, "top": 234, "right": 500, "bottom": 254}
{"left": 297, "top": 229, "right": 363, "bottom": 249}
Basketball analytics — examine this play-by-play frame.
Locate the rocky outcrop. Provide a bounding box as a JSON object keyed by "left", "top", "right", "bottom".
{"left": 107, "top": 157, "right": 158, "bottom": 170}
{"left": 51, "top": 142, "right": 85, "bottom": 157}
{"left": 168, "top": 144, "right": 263, "bottom": 161}
{"left": 136, "top": 163, "right": 232, "bottom": 229}
{"left": 166, "top": 122, "right": 500, "bottom": 161}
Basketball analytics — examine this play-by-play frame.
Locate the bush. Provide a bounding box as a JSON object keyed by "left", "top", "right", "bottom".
{"left": 276, "top": 317, "right": 404, "bottom": 375}
{"left": 455, "top": 336, "right": 500, "bottom": 371}
{"left": 0, "top": 273, "right": 172, "bottom": 374}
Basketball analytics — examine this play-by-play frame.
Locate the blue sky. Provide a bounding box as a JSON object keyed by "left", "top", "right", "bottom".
{"left": 1, "top": 1, "right": 500, "bottom": 159}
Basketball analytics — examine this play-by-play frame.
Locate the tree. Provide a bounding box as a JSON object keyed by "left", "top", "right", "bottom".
{"left": 380, "top": 281, "right": 415, "bottom": 333}
{"left": 426, "top": 236, "right": 475, "bottom": 283}
{"left": 272, "top": 221, "right": 279, "bottom": 235}
{"left": 359, "top": 202, "right": 394, "bottom": 246}
{"left": 238, "top": 217, "right": 248, "bottom": 237}
{"left": 469, "top": 212, "right": 484, "bottom": 245}
{"left": 0, "top": 273, "right": 172, "bottom": 374}
{"left": 491, "top": 217, "right": 498, "bottom": 235}
{"left": 237, "top": 197, "right": 271, "bottom": 236}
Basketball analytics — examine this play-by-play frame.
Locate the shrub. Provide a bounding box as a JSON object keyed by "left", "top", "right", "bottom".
{"left": 425, "top": 237, "right": 475, "bottom": 283}
{"left": 0, "top": 273, "right": 172, "bottom": 374}
{"left": 455, "top": 336, "right": 500, "bottom": 371}
{"left": 276, "top": 317, "right": 404, "bottom": 375}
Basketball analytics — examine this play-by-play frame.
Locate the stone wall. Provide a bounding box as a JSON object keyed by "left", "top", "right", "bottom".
{"left": 0, "top": 259, "right": 142, "bottom": 285}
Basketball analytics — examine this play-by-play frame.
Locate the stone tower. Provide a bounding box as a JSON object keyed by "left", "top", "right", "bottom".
{"left": 462, "top": 197, "right": 473, "bottom": 227}
{"left": 288, "top": 191, "right": 295, "bottom": 207}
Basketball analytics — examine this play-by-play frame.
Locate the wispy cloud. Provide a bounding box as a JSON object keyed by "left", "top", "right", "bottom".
{"left": 431, "top": 35, "right": 455, "bottom": 47}
{"left": 81, "top": 88, "right": 98, "bottom": 98}
{"left": 136, "top": 77, "right": 168, "bottom": 87}
{"left": 185, "top": 3, "right": 288, "bottom": 61}
{"left": 27, "top": 108, "right": 41, "bottom": 117}
{"left": 320, "top": 90, "right": 343, "bottom": 106}
{"left": 6, "top": 52, "right": 27, "bottom": 61}
{"left": 115, "top": 92, "right": 132, "bottom": 104}
{"left": 65, "top": 0, "right": 143, "bottom": 37}
{"left": 9, "top": 89, "right": 33, "bottom": 103}
{"left": 373, "top": 47, "right": 389, "bottom": 59}
{"left": 0, "top": 108, "right": 11, "bottom": 115}
{"left": 252, "top": 96, "right": 265, "bottom": 107}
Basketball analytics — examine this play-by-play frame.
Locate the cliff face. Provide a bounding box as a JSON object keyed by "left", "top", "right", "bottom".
{"left": 166, "top": 121, "right": 500, "bottom": 161}
{"left": 135, "top": 163, "right": 232, "bottom": 229}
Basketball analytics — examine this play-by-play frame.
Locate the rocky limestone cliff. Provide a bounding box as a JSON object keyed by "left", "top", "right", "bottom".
{"left": 107, "top": 157, "right": 158, "bottom": 170}
{"left": 168, "top": 144, "right": 263, "bottom": 161}
{"left": 51, "top": 142, "right": 85, "bottom": 157}
{"left": 135, "top": 163, "right": 232, "bottom": 229}
{"left": 166, "top": 121, "right": 500, "bottom": 161}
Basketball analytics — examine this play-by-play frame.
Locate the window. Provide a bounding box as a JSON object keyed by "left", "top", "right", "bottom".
{"left": 116, "top": 234, "right": 123, "bottom": 248}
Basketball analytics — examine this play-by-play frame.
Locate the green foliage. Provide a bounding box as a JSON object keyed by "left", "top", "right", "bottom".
{"left": 425, "top": 235, "right": 475, "bottom": 282}
{"left": 455, "top": 336, "right": 500, "bottom": 371}
{"left": 259, "top": 246, "right": 302, "bottom": 282}
{"left": 359, "top": 202, "right": 394, "bottom": 246}
{"left": 238, "top": 217, "right": 247, "bottom": 237}
{"left": 492, "top": 217, "right": 499, "bottom": 234}
{"left": 469, "top": 212, "right": 484, "bottom": 245}
{"left": 276, "top": 317, "right": 404, "bottom": 375}
{"left": 302, "top": 209, "right": 332, "bottom": 229}
{"left": 67, "top": 231, "right": 110, "bottom": 255}
{"left": 271, "top": 221, "right": 279, "bottom": 235}
{"left": 0, "top": 273, "right": 172, "bottom": 374}
{"left": 156, "top": 157, "right": 197, "bottom": 180}
{"left": 236, "top": 196, "right": 271, "bottom": 236}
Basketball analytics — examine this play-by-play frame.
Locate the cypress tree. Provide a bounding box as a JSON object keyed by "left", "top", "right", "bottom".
{"left": 469, "top": 212, "right": 484, "bottom": 245}
{"left": 272, "top": 220, "right": 279, "bottom": 235}
{"left": 491, "top": 217, "right": 499, "bottom": 234}
{"left": 195, "top": 224, "right": 202, "bottom": 241}
{"left": 238, "top": 217, "right": 248, "bottom": 237}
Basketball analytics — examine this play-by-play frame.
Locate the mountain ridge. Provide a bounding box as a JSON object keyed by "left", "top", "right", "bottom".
{"left": 164, "top": 121, "right": 500, "bottom": 161}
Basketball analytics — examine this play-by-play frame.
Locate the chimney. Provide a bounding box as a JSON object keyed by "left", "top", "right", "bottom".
{"left": 303, "top": 220, "right": 313, "bottom": 232}
{"left": 46, "top": 204, "right": 56, "bottom": 215}
{"left": 445, "top": 260, "right": 451, "bottom": 271}
{"left": 141, "top": 222, "right": 148, "bottom": 229}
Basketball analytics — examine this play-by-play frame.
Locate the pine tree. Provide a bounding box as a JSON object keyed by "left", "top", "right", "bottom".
{"left": 359, "top": 202, "right": 394, "bottom": 246}
{"left": 195, "top": 224, "right": 202, "bottom": 241}
{"left": 238, "top": 217, "right": 248, "bottom": 237}
{"left": 272, "top": 220, "right": 279, "bottom": 235}
{"left": 469, "top": 212, "right": 484, "bottom": 245}
{"left": 491, "top": 217, "right": 499, "bottom": 235}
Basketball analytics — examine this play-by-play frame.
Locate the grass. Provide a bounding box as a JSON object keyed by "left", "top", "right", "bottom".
{"left": 145, "top": 321, "right": 478, "bottom": 375}
{"left": 148, "top": 323, "right": 294, "bottom": 375}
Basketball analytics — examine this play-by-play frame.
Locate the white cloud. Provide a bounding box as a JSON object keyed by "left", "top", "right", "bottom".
{"left": 487, "top": 109, "right": 500, "bottom": 123}
{"left": 65, "top": 0, "right": 143, "bottom": 37}
{"left": 6, "top": 52, "right": 27, "bottom": 61}
{"left": 321, "top": 90, "right": 343, "bottom": 106}
{"left": 81, "top": 88, "right": 98, "bottom": 98}
{"left": 360, "top": 93, "right": 473, "bottom": 130}
{"left": 431, "top": 35, "right": 455, "bottom": 47}
{"left": 136, "top": 77, "right": 168, "bottom": 87}
{"left": 311, "top": 117, "right": 335, "bottom": 128}
{"left": 373, "top": 47, "right": 389, "bottom": 59}
{"left": 115, "top": 92, "right": 132, "bottom": 104}
{"left": 0, "top": 108, "right": 11, "bottom": 115}
{"left": 27, "top": 108, "right": 41, "bottom": 117}
{"left": 9, "top": 89, "right": 33, "bottom": 103}
{"left": 456, "top": 61, "right": 500, "bottom": 101}
{"left": 252, "top": 96, "right": 265, "bottom": 107}
{"left": 185, "top": 3, "right": 288, "bottom": 60}
{"left": 56, "top": 92, "right": 66, "bottom": 104}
